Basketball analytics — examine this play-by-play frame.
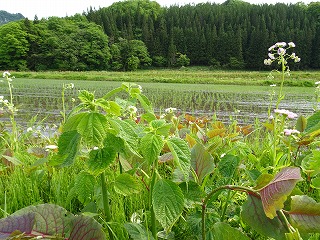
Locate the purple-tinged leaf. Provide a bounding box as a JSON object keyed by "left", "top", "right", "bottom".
{"left": 259, "top": 167, "right": 302, "bottom": 219}
{"left": 69, "top": 215, "right": 106, "bottom": 240}
{"left": 0, "top": 213, "right": 34, "bottom": 238}
{"left": 241, "top": 193, "right": 287, "bottom": 240}
{"left": 289, "top": 195, "right": 320, "bottom": 233}
{"left": 13, "top": 204, "right": 71, "bottom": 236}
{"left": 191, "top": 143, "right": 215, "bottom": 184}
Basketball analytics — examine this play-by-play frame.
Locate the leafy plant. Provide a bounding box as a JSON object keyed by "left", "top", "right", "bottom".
{"left": 0, "top": 203, "right": 105, "bottom": 239}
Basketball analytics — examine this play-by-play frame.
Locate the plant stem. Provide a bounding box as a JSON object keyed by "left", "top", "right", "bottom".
{"left": 149, "top": 163, "right": 158, "bottom": 239}
{"left": 201, "top": 185, "right": 258, "bottom": 240}
{"left": 100, "top": 172, "right": 114, "bottom": 240}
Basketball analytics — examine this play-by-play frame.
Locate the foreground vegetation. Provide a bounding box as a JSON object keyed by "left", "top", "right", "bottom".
{"left": 1, "top": 43, "right": 320, "bottom": 239}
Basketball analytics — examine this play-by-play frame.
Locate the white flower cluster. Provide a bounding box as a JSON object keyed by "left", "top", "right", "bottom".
{"left": 284, "top": 129, "right": 300, "bottom": 136}
{"left": 264, "top": 42, "right": 300, "bottom": 66}
{"left": 274, "top": 109, "right": 298, "bottom": 119}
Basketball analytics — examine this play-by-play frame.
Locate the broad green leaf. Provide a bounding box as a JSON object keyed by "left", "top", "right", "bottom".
{"left": 51, "top": 130, "right": 81, "bottom": 167}
{"left": 141, "top": 112, "right": 157, "bottom": 123}
{"left": 1, "top": 155, "right": 23, "bottom": 165}
{"left": 114, "top": 173, "right": 142, "bottom": 196}
{"left": 103, "top": 132, "right": 125, "bottom": 153}
{"left": 241, "top": 194, "right": 287, "bottom": 240}
{"left": 150, "top": 119, "right": 172, "bottom": 136}
{"left": 296, "top": 115, "right": 307, "bottom": 132}
{"left": 124, "top": 223, "right": 154, "bottom": 240}
{"left": 305, "top": 111, "right": 320, "bottom": 133}
{"left": 64, "top": 112, "right": 109, "bottom": 147}
{"left": 69, "top": 171, "right": 96, "bottom": 205}
{"left": 167, "top": 137, "right": 191, "bottom": 182}
{"left": 109, "top": 118, "right": 140, "bottom": 157}
{"left": 78, "top": 90, "right": 94, "bottom": 103}
{"left": 218, "top": 154, "right": 239, "bottom": 178}
{"left": 259, "top": 167, "right": 302, "bottom": 219}
{"left": 152, "top": 179, "right": 184, "bottom": 231}
{"left": 140, "top": 133, "right": 164, "bottom": 164}
{"left": 289, "top": 195, "right": 320, "bottom": 233}
{"left": 211, "top": 222, "right": 250, "bottom": 240}
{"left": 179, "top": 181, "right": 205, "bottom": 207}
{"left": 191, "top": 143, "right": 215, "bottom": 184}
{"left": 311, "top": 176, "right": 320, "bottom": 189}
{"left": 301, "top": 150, "right": 320, "bottom": 177}
{"left": 87, "top": 147, "right": 117, "bottom": 175}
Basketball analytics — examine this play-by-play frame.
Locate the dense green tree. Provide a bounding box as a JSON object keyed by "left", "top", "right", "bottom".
{"left": 0, "top": 22, "right": 29, "bottom": 70}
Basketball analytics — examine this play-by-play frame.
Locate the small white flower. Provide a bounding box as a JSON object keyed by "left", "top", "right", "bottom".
{"left": 274, "top": 109, "right": 298, "bottom": 119}
{"left": 93, "top": 146, "right": 99, "bottom": 150}
{"left": 128, "top": 105, "right": 137, "bottom": 113}
{"left": 220, "top": 153, "right": 226, "bottom": 158}
{"left": 45, "top": 145, "right": 58, "bottom": 150}
{"left": 3, "top": 99, "right": 8, "bottom": 104}
{"left": 276, "top": 42, "right": 287, "bottom": 47}
{"left": 288, "top": 42, "right": 296, "bottom": 48}
{"left": 2, "top": 71, "right": 10, "bottom": 78}
{"left": 290, "top": 53, "right": 296, "bottom": 58}
{"left": 270, "top": 84, "right": 276, "bottom": 87}
{"left": 264, "top": 59, "right": 272, "bottom": 65}
{"left": 138, "top": 85, "right": 142, "bottom": 92}
{"left": 277, "top": 48, "right": 286, "bottom": 55}
{"left": 294, "top": 57, "right": 301, "bottom": 63}
{"left": 268, "top": 45, "right": 276, "bottom": 51}
{"left": 268, "top": 53, "right": 275, "bottom": 59}
{"left": 72, "top": 98, "right": 75, "bottom": 102}
{"left": 315, "top": 81, "right": 320, "bottom": 85}
{"left": 27, "top": 127, "right": 33, "bottom": 132}
{"left": 165, "top": 107, "right": 177, "bottom": 113}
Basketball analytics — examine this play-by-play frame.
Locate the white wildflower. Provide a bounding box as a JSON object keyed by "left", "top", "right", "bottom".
{"left": 268, "top": 53, "right": 275, "bottom": 60}
{"left": 27, "top": 127, "right": 33, "bottom": 132}
{"left": 264, "top": 59, "right": 272, "bottom": 65}
{"left": 165, "top": 107, "right": 177, "bottom": 113}
{"left": 2, "top": 71, "right": 10, "bottom": 78}
{"left": 288, "top": 42, "right": 296, "bottom": 48}
{"left": 277, "top": 47, "right": 286, "bottom": 55}
{"left": 315, "top": 81, "right": 320, "bottom": 85}
{"left": 276, "top": 42, "right": 287, "bottom": 47}
{"left": 284, "top": 129, "right": 300, "bottom": 136}
{"left": 270, "top": 84, "right": 276, "bottom": 87}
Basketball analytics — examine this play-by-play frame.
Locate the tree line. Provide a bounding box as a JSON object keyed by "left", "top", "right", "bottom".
{"left": 1, "top": 0, "right": 320, "bottom": 71}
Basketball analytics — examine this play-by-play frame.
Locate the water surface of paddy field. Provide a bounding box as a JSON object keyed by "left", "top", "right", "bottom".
{"left": 1, "top": 78, "right": 317, "bottom": 127}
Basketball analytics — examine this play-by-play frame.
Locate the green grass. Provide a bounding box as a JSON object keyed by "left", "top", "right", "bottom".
{"left": 11, "top": 68, "right": 320, "bottom": 87}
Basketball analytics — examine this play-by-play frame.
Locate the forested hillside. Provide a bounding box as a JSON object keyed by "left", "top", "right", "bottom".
{"left": 0, "top": 10, "right": 24, "bottom": 25}
{"left": 0, "top": 0, "right": 320, "bottom": 71}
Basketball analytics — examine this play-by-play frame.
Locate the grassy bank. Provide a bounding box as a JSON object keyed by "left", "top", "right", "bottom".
{"left": 11, "top": 67, "right": 320, "bottom": 87}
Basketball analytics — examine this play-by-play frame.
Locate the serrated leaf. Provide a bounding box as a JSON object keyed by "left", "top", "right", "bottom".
{"left": 218, "top": 154, "right": 239, "bottom": 178}
{"left": 70, "top": 171, "right": 96, "bottom": 205}
{"left": 152, "top": 179, "right": 184, "bottom": 231}
{"left": 241, "top": 194, "right": 287, "bottom": 240}
{"left": 52, "top": 130, "right": 81, "bottom": 167}
{"left": 191, "top": 143, "right": 215, "bottom": 184}
{"left": 78, "top": 90, "right": 95, "bottom": 103}
{"left": 103, "top": 132, "right": 125, "bottom": 153}
{"left": 69, "top": 215, "right": 106, "bottom": 240}
{"left": 124, "top": 223, "right": 154, "bottom": 240}
{"left": 211, "top": 222, "right": 250, "bottom": 240}
{"left": 114, "top": 173, "right": 142, "bottom": 196}
{"left": 296, "top": 115, "right": 307, "bottom": 132}
{"left": 87, "top": 147, "right": 117, "bottom": 175}
{"left": 167, "top": 137, "right": 191, "bottom": 182}
{"left": 64, "top": 112, "right": 108, "bottom": 147}
{"left": 179, "top": 181, "right": 205, "bottom": 206}
{"left": 150, "top": 119, "right": 172, "bottom": 136}
{"left": 140, "top": 133, "right": 164, "bottom": 164}
{"left": 289, "top": 195, "right": 320, "bottom": 233}
{"left": 259, "top": 167, "right": 302, "bottom": 219}
{"left": 109, "top": 118, "right": 140, "bottom": 157}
